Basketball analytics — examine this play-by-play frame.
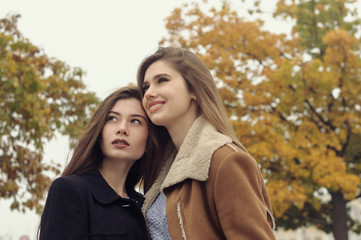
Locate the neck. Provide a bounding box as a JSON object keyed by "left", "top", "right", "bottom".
{"left": 167, "top": 113, "right": 199, "bottom": 151}
{"left": 99, "top": 160, "right": 131, "bottom": 198}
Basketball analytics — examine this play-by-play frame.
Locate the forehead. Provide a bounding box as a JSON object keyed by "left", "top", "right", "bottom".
{"left": 144, "top": 60, "right": 179, "bottom": 81}
{"left": 111, "top": 98, "right": 145, "bottom": 116}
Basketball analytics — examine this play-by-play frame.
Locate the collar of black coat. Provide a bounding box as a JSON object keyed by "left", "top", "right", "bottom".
{"left": 80, "top": 170, "right": 144, "bottom": 207}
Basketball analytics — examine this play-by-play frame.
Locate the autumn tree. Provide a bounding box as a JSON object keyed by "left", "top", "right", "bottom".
{"left": 0, "top": 14, "right": 99, "bottom": 213}
{"left": 159, "top": 0, "right": 361, "bottom": 239}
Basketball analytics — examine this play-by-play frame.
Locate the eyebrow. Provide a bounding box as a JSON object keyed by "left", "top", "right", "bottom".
{"left": 154, "top": 73, "right": 171, "bottom": 79}
{"left": 109, "top": 111, "right": 147, "bottom": 121}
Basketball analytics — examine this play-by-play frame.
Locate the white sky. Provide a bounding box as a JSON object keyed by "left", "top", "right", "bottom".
{"left": 0, "top": 1, "right": 184, "bottom": 238}
{"left": 0, "top": 0, "right": 359, "bottom": 239}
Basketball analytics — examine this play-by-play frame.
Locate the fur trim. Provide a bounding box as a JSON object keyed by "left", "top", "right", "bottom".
{"left": 266, "top": 207, "right": 276, "bottom": 231}
{"left": 142, "top": 115, "right": 232, "bottom": 213}
{"left": 160, "top": 115, "right": 232, "bottom": 191}
{"left": 177, "top": 201, "right": 187, "bottom": 240}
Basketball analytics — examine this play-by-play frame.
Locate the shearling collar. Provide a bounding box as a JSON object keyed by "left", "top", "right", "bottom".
{"left": 160, "top": 115, "right": 232, "bottom": 190}
{"left": 143, "top": 115, "right": 232, "bottom": 213}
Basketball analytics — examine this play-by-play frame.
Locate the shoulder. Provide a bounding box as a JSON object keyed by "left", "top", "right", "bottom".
{"left": 48, "top": 174, "right": 88, "bottom": 196}
{"left": 51, "top": 174, "right": 85, "bottom": 188}
{"left": 212, "top": 143, "right": 259, "bottom": 171}
{"left": 210, "top": 143, "right": 263, "bottom": 186}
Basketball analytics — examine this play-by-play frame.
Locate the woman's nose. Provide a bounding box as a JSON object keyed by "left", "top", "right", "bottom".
{"left": 117, "top": 122, "right": 129, "bottom": 136}
{"left": 144, "top": 85, "right": 157, "bottom": 99}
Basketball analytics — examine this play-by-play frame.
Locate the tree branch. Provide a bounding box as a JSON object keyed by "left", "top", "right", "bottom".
{"left": 340, "top": 121, "right": 352, "bottom": 157}
{"left": 304, "top": 99, "right": 336, "bottom": 131}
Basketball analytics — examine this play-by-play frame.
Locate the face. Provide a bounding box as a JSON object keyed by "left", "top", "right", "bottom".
{"left": 101, "top": 98, "right": 148, "bottom": 163}
{"left": 142, "top": 60, "right": 198, "bottom": 130}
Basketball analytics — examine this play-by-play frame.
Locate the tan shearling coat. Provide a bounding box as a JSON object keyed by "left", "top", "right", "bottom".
{"left": 143, "top": 116, "right": 276, "bottom": 240}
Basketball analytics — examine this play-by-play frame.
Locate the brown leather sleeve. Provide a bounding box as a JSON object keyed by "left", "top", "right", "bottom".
{"left": 212, "top": 147, "right": 276, "bottom": 240}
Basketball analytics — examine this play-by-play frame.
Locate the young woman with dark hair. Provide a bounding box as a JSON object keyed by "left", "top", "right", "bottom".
{"left": 39, "top": 86, "right": 153, "bottom": 240}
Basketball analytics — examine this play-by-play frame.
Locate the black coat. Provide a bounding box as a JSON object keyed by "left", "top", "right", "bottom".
{"left": 39, "top": 170, "right": 148, "bottom": 240}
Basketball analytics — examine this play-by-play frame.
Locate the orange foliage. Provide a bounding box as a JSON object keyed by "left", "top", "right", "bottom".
{"left": 160, "top": 0, "right": 361, "bottom": 236}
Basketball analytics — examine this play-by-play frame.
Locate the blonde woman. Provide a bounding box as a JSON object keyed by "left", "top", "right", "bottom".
{"left": 137, "top": 47, "right": 276, "bottom": 240}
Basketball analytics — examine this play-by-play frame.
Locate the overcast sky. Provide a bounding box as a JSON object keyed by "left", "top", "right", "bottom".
{"left": 1, "top": 0, "right": 359, "bottom": 238}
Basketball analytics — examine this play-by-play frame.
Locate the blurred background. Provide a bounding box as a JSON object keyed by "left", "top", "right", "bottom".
{"left": 1, "top": 0, "right": 360, "bottom": 239}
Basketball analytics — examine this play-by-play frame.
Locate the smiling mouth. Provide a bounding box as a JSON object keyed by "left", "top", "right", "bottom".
{"left": 150, "top": 103, "right": 162, "bottom": 111}
{"left": 149, "top": 102, "right": 164, "bottom": 113}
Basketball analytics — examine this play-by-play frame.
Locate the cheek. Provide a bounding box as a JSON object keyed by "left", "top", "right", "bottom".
{"left": 142, "top": 98, "right": 148, "bottom": 111}
{"left": 101, "top": 127, "right": 108, "bottom": 140}
{"left": 142, "top": 129, "right": 149, "bottom": 144}
{"left": 138, "top": 130, "right": 148, "bottom": 148}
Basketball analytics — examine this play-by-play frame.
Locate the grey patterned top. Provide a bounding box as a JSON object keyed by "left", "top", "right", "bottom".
{"left": 146, "top": 193, "right": 172, "bottom": 240}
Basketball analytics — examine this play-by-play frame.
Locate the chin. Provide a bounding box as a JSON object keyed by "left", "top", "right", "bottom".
{"left": 149, "top": 116, "right": 166, "bottom": 127}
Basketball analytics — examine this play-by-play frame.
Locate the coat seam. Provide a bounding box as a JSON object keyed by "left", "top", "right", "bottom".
{"left": 266, "top": 207, "right": 276, "bottom": 230}
{"left": 176, "top": 201, "right": 187, "bottom": 240}
{"left": 226, "top": 143, "right": 238, "bottom": 152}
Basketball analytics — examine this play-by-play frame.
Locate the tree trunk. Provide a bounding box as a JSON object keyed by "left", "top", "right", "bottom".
{"left": 331, "top": 191, "right": 348, "bottom": 240}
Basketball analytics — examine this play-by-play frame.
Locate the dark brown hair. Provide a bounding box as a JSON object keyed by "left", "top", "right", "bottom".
{"left": 61, "top": 85, "right": 154, "bottom": 189}
{"left": 37, "top": 86, "right": 155, "bottom": 239}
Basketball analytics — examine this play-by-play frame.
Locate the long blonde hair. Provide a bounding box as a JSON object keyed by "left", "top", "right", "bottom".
{"left": 137, "top": 47, "right": 246, "bottom": 152}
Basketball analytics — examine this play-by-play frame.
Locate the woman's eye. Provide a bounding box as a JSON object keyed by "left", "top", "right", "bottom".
{"left": 158, "top": 77, "right": 168, "bottom": 83}
{"left": 107, "top": 116, "right": 117, "bottom": 122}
{"left": 142, "top": 85, "right": 149, "bottom": 93}
{"left": 131, "top": 119, "right": 142, "bottom": 124}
